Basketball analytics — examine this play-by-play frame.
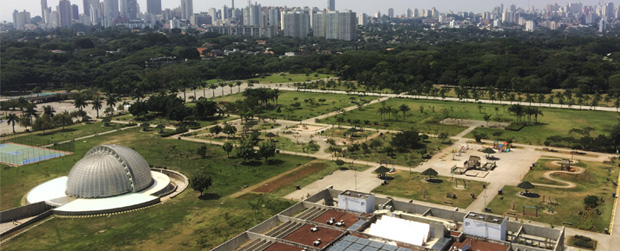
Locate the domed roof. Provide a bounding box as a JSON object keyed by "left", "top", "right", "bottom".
{"left": 66, "top": 144, "right": 153, "bottom": 198}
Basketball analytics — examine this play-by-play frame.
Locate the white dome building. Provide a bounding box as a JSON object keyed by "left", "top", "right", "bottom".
{"left": 66, "top": 145, "right": 154, "bottom": 198}
{"left": 26, "top": 145, "right": 186, "bottom": 215}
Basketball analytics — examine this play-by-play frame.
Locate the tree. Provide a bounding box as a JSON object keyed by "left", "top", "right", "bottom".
{"left": 222, "top": 141, "right": 234, "bottom": 158}
{"left": 335, "top": 159, "right": 346, "bottom": 169}
{"left": 219, "top": 82, "right": 227, "bottom": 96}
{"left": 507, "top": 104, "right": 524, "bottom": 124}
{"left": 583, "top": 195, "right": 598, "bottom": 209}
{"left": 6, "top": 114, "right": 20, "bottom": 133}
{"left": 105, "top": 94, "right": 118, "bottom": 115}
{"left": 156, "top": 124, "right": 165, "bottom": 133}
{"left": 141, "top": 122, "right": 150, "bottom": 131}
{"left": 54, "top": 111, "right": 73, "bottom": 130}
{"left": 391, "top": 131, "right": 423, "bottom": 152}
{"left": 398, "top": 104, "right": 410, "bottom": 119}
{"left": 92, "top": 98, "right": 103, "bottom": 118}
{"left": 438, "top": 132, "right": 449, "bottom": 143}
{"left": 483, "top": 114, "right": 492, "bottom": 127}
{"left": 258, "top": 141, "right": 276, "bottom": 163}
{"left": 375, "top": 166, "right": 390, "bottom": 179}
{"left": 210, "top": 125, "right": 223, "bottom": 136}
{"left": 422, "top": 168, "right": 438, "bottom": 180}
{"left": 43, "top": 105, "right": 55, "bottom": 117}
{"left": 222, "top": 123, "right": 237, "bottom": 138}
{"left": 190, "top": 174, "right": 212, "bottom": 197}
{"left": 196, "top": 144, "right": 208, "bottom": 159}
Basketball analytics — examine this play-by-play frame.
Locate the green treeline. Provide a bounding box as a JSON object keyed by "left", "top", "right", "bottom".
{"left": 2, "top": 25, "right": 620, "bottom": 97}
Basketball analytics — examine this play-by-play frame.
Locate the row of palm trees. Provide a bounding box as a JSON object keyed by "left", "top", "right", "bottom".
{"left": 376, "top": 104, "right": 411, "bottom": 121}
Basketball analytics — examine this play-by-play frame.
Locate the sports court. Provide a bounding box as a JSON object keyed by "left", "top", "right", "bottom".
{"left": 0, "top": 143, "right": 70, "bottom": 166}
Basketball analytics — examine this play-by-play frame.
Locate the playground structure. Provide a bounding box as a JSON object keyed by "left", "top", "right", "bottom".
{"left": 559, "top": 159, "right": 572, "bottom": 171}
{"left": 451, "top": 156, "right": 497, "bottom": 175}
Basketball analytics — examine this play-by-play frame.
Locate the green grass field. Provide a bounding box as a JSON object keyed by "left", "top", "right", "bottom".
{"left": 4, "top": 122, "right": 126, "bottom": 146}
{"left": 317, "top": 98, "right": 469, "bottom": 135}
{"left": 249, "top": 73, "right": 332, "bottom": 83}
{"left": 372, "top": 171, "right": 488, "bottom": 209}
{"left": 213, "top": 91, "right": 370, "bottom": 121}
{"left": 487, "top": 160, "right": 618, "bottom": 233}
{"left": 522, "top": 157, "right": 567, "bottom": 186}
{"left": 1, "top": 123, "right": 317, "bottom": 249}
{"left": 467, "top": 107, "right": 619, "bottom": 145}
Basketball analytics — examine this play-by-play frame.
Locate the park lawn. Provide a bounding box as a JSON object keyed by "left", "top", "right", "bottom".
{"left": 341, "top": 133, "right": 452, "bottom": 167}
{"left": 318, "top": 98, "right": 469, "bottom": 135}
{"left": 372, "top": 171, "right": 488, "bottom": 209}
{"left": 467, "top": 107, "right": 619, "bottom": 145}
{"left": 1, "top": 127, "right": 314, "bottom": 210}
{"left": 486, "top": 160, "right": 618, "bottom": 233}
{"left": 249, "top": 72, "right": 332, "bottom": 83}
{"left": 212, "top": 91, "right": 370, "bottom": 121}
{"left": 198, "top": 132, "right": 320, "bottom": 154}
{"left": 2, "top": 191, "right": 294, "bottom": 250}
{"left": 522, "top": 157, "right": 572, "bottom": 186}
{"left": 4, "top": 122, "right": 126, "bottom": 146}
{"left": 112, "top": 113, "right": 236, "bottom": 128}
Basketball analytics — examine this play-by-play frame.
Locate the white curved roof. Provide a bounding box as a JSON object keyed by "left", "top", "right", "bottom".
{"left": 66, "top": 144, "right": 153, "bottom": 198}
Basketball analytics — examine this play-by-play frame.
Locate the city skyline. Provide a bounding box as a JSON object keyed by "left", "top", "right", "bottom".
{"left": 2, "top": 0, "right": 617, "bottom": 23}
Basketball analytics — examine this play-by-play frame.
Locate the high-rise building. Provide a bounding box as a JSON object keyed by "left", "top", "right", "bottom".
{"left": 120, "top": 0, "right": 139, "bottom": 19}
{"left": 388, "top": 8, "right": 394, "bottom": 18}
{"left": 14, "top": 10, "right": 31, "bottom": 30}
{"left": 72, "top": 4, "right": 79, "bottom": 20}
{"left": 312, "top": 11, "right": 325, "bottom": 37}
{"left": 147, "top": 0, "right": 161, "bottom": 15}
{"left": 325, "top": 11, "right": 338, "bottom": 39}
{"left": 83, "top": 0, "right": 90, "bottom": 16}
{"left": 599, "top": 19, "right": 606, "bottom": 33}
{"left": 604, "top": 2, "right": 615, "bottom": 18}
{"left": 337, "top": 10, "right": 356, "bottom": 41}
{"left": 243, "top": 2, "right": 261, "bottom": 26}
{"left": 358, "top": 13, "right": 368, "bottom": 25}
{"left": 328, "top": 0, "right": 335, "bottom": 11}
{"left": 181, "top": 0, "right": 193, "bottom": 20}
{"left": 406, "top": 8, "right": 412, "bottom": 19}
{"left": 58, "top": 0, "right": 73, "bottom": 27}
{"left": 41, "top": 0, "right": 48, "bottom": 18}
{"left": 282, "top": 9, "right": 310, "bottom": 38}
{"left": 525, "top": 20, "right": 535, "bottom": 32}
{"left": 104, "top": 0, "right": 120, "bottom": 20}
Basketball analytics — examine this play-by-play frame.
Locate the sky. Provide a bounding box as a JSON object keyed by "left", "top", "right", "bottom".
{"left": 1, "top": 0, "right": 616, "bottom": 23}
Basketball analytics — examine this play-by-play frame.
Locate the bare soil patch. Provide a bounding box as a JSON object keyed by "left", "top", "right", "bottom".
{"left": 253, "top": 161, "right": 327, "bottom": 193}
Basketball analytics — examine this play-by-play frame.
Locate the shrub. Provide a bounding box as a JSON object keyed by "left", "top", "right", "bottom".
{"left": 583, "top": 195, "right": 598, "bottom": 209}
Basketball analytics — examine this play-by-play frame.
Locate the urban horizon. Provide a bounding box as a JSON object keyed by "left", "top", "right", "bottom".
{"left": 2, "top": 0, "right": 617, "bottom": 23}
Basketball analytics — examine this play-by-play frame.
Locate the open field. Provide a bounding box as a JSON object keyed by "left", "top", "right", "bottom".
{"left": 249, "top": 73, "right": 332, "bottom": 83}
{"left": 112, "top": 113, "right": 235, "bottom": 128}
{"left": 467, "top": 107, "right": 619, "bottom": 145}
{"left": 212, "top": 91, "right": 370, "bottom": 121}
{"left": 3, "top": 122, "right": 126, "bottom": 145}
{"left": 486, "top": 160, "right": 618, "bottom": 233}
{"left": 1, "top": 124, "right": 317, "bottom": 249}
{"left": 317, "top": 98, "right": 470, "bottom": 135}
{"left": 522, "top": 157, "right": 568, "bottom": 186}
{"left": 372, "top": 171, "right": 488, "bottom": 209}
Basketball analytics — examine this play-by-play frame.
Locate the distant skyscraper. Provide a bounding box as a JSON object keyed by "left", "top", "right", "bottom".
{"left": 406, "top": 8, "right": 412, "bottom": 19}
{"left": 232, "top": 0, "right": 235, "bottom": 10}
{"left": 104, "top": 0, "right": 120, "bottom": 20}
{"left": 58, "top": 0, "right": 73, "bottom": 27}
{"left": 147, "top": 0, "right": 161, "bottom": 15}
{"left": 14, "top": 10, "right": 31, "bottom": 30}
{"left": 41, "top": 0, "right": 48, "bottom": 18}
{"left": 604, "top": 2, "right": 615, "bottom": 18}
{"left": 120, "top": 0, "right": 139, "bottom": 18}
{"left": 337, "top": 10, "right": 356, "bottom": 41}
{"left": 325, "top": 11, "right": 338, "bottom": 39}
{"left": 388, "top": 8, "right": 394, "bottom": 18}
{"left": 599, "top": 19, "right": 606, "bottom": 33}
{"left": 181, "top": 0, "right": 193, "bottom": 20}
{"left": 328, "top": 0, "right": 335, "bottom": 11}
{"left": 72, "top": 4, "right": 79, "bottom": 20}
{"left": 282, "top": 9, "right": 310, "bottom": 38}
{"left": 83, "top": 0, "right": 90, "bottom": 16}
{"left": 525, "top": 20, "right": 535, "bottom": 32}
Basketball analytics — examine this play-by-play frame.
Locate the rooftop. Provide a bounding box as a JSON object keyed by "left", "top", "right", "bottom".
{"left": 465, "top": 212, "right": 505, "bottom": 224}
{"left": 340, "top": 190, "right": 373, "bottom": 199}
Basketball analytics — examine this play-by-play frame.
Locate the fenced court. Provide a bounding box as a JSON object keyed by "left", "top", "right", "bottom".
{"left": 0, "top": 143, "right": 71, "bottom": 166}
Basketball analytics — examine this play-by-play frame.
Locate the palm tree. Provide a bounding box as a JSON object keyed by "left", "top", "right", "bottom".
{"left": 73, "top": 95, "right": 88, "bottom": 121}
{"left": 43, "top": 105, "right": 55, "bottom": 117}
{"left": 105, "top": 94, "right": 117, "bottom": 115}
{"left": 209, "top": 84, "right": 217, "bottom": 98}
{"left": 219, "top": 82, "right": 227, "bottom": 96}
{"left": 228, "top": 83, "right": 234, "bottom": 94}
{"left": 377, "top": 106, "right": 386, "bottom": 121}
{"left": 24, "top": 103, "right": 39, "bottom": 123}
{"left": 533, "top": 108, "right": 543, "bottom": 124}
{"left": 6, "top": 114, "right": 20, "bottom": 134}
{"left": 92, "top": 98, "right": 103, "bottom": 118}
{"left": 236, "top": 81, "right": 243, "bottom": 93}
{"left": 399, "top": 104, "right": 410, "bottom": 120}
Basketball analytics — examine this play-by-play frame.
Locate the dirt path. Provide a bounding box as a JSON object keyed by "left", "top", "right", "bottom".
{"left": 532, "top": 161, "right": 586, "bottom": 189}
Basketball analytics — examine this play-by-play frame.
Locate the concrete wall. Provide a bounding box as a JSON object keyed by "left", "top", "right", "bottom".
{"left": 211, "top": 232, "right": 251, "bottom": 251}
{"left": 0, "top": 210, "right": 53, "bottom": 237}
{"left": 279, "top": 201, "right": 306, "bottom": 217}
{"left": 247, "top": 215, "right": 281, "bottom": 234}
{"left": 507, "top": 221, "right": 561, "bottom": 240}
{"left": 0, "top": 201, "right": 52, "bottom": 223}
{"left": 338, "top": 194, "right": 374, "bottom": 213}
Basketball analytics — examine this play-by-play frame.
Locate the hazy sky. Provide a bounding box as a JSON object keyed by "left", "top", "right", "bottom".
{"left": 1, "top": 0, "right": 616, "bottom": 23}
